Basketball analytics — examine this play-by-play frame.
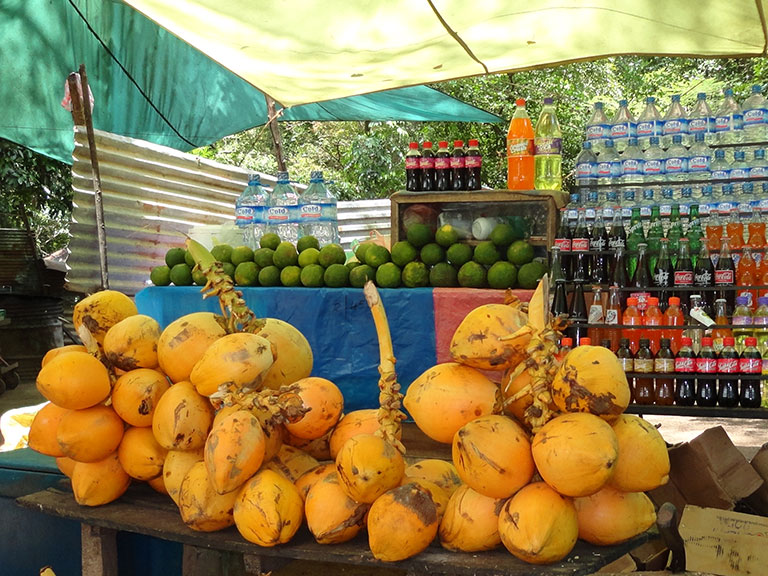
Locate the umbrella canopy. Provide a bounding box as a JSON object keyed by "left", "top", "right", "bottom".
{"left": 0, "top": 0, "right": 501, "bottom": 165}
{"left": 124, "top": 0, "right": 768, "bottom": 107}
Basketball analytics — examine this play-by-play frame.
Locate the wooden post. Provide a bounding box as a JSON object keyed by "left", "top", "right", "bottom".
{"left": 80, "top": 525, "right": 118, "bottom": 576}
{"left": 265, "top": 95, "right": 287, "bottom": 171}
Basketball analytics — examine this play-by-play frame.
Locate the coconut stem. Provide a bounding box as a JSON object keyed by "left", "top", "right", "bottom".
{"left": 215, "top": 382, "right": 310, "bottom": 426}
{"left": 363, "top": 281, "right": 406, "bottom": 454}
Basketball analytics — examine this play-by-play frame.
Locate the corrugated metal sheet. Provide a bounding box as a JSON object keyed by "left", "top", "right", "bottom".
{"left": 68, "top": 128, "right": 391, "bottom": 296}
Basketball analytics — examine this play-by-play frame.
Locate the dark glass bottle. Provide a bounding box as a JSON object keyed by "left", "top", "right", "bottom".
{"left": 715, "top": 235, "right": 736, "bottom": 315}
{"left": 717, "top": 336, "right": 740, "bottom": 407}
{"left": 465, "top": 139, "right": 482, "bottom": 190}
{"left": 450, "top": 140, "right": 467, "bottom": 190}
{"left": 406, "top": 142, "right": 421, "bottom": 191}
{"left": 567, "top": 280, "right": 588, "bottom": 346}
{"left": 555, "top": 208, "right": 573, "bottom": 281}
{"left": 654, "top": 337, "right": 675, "bottom": 405}
{"left": 739, "top": 336, "right": 763, "bottom": 408}
{"left": 653, "top": 238, "right": 673, "bottom": 312}
{"left": 673, "top": 237, "right": 694, "bottom": 314}
{"left": 608, "top": 208, "right": 627, "bottom": 257}
{"left": 590, "top": 211, "right": 610, "bottom": 284}
{"left": 695, "top": 336, "right": 717, "bottom": 407}
{"left": 551, "top": 278, "right": 569, "bottom": 317}
{"left": 616, "top": 337, "right": 635, "bottom": 402}
{"left": 693, "top": 241, "right": 714, "bottom": 317}
{"left": 634, "top": 338, "right": 656, "bottom": 405}
{"left": 600, "top": 338, "right": 613, "bottom": 349}
{"left": 611, "top": 246, "right": 629, "bottom": 308}
{"left": 435, "top": 140, "right": 451, "bottom": 191}
{"left": 419, "top": 141, "right": 436, "bottom": 191}
{"left": 572, "top": 208, "right": 590, "bottom": 282}
{"left": 631, "top": 242, "right": 652, "bottom": 311}
{"left": 674, "top": 336, "right": 696, "bottom": 406}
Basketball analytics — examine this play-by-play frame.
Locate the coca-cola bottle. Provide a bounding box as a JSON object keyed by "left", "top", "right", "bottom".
{"left": 435, "top": 141, "right": 451, "bottom": 191}
{"left": 693, "top": 241, "right": 715, "bottom": 317}
{"left": 567, "top": 280, "right": 588, "bottom": 345}
{"left": 406, "top": 142, "right": 421, "bottom": 191}
{"left": 673, "top": 237, "right": 694, "bottom": 313}
{"left": 555, "top": 208, "right": 573, "bottom": 281}
{"left": 717, "top": 336, "right": 740, "bottom": 407}
{"left": 715, "top": 236, "right": 736, "bottom": 315}
{"left": 695, "top": 336, "right": 717, "bottom": 407}
{"left": 552, "top": 278, "right": 569, "bottom": 317}
{"left": 419, "top": 141, "right": 436, "bottom": 191}
{"left": 611, "top": 246, "right": 629, "bottom": 308}
{"left": 465, "top": 139, "right": 482, "bottom": 190}
{"left": 631, "top": 242, "right": 652, "bottom": 311}
{"left": 653, "top": 238, "right": 673, "bottom": 312}
{"left": 572, "top": 208, "right": 590, "bottom": 282}
{"left": 590, "top": 211, "right": 610, "bottom": 284}
{"left": 739, "top": 336, "right": 763, "bottom": 407}
{"left": 608, "top": 208, "right": 627, "bottom": 255}
{"left": 674, "top": 336, "right": 697, "bottom": 406}
{"left": 450, "top": 140, "right": 467, "bottom": 190}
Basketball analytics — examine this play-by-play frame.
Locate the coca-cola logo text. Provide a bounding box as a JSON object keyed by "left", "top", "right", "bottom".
{"left": 717, "top": 358, "right": 739, "bottom": 373}
{"left": 694, "top": 270, "right": 712, "bottom": 285}
{"left": 674, "top": 271, "right": 693, "bottom": 285}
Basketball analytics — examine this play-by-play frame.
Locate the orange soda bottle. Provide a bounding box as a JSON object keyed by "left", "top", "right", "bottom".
{"left": 506, "top": 99, "right": 535, "bottom": 190}
{"left": 710, "top": 297, "right": 732, "bottom": 353}
{"left": 737, "top": 245, "right": 758, "bottom": 309}
{"left": 725, "top": 207, "right": 744, "bottom": 252}
{"left": 706, "top": 211, "right": 724, "bottom": 254}
{"left": 747, "top": 207, "right": 766, "bottom": 270}
{"left": 662, "top": 296, "right": 685, "bottom": 354}
{"left": 642, "top": 297, "right": 663, "bottom": 355}
{"left": 622, "top": 296, "right": 642, "bottom": 355}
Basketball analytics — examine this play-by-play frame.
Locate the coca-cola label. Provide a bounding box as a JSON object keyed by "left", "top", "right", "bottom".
{"left": 554, "top": 238, "right": 572, "bottom": 252}
{"left": 675, "top": 357, "right": 695, "bottom": 372}
{"left": 674, "top": 271, "right": 694, "bottom": 285}
{"left": 534, "top": 137, "right": 562, "bottom": 155}
{"left": 605, "top": 309, "right": 619, "bottom": 325}
{"left": 449, "top": 157, "right": 465, "bottom": 169}
{"left": 740, "top": 358, "right": 762, "bottom": 374}
{"left": 694, "top": 269, "right": 713, "bottom": 286}
{"left": 590, "top": 236, "right": 606, "bottom": 252}
{"left": 507, "top": 138, "right": 533, "bottom": 157}
{"left": 696, "top": 357, "right": 718, "bottom": 373}
{"left": 572, "top": 238, "right": 590, "bottom": 252}
{"left": 714, "top": 269, "right": 735, "bottom": 284}
{"left": 654, "top": 269, "right": 670, "bottom": 287}
{"left": 435, "top": 157, "right": 450, "bottom": 170}
{"left": 405, "top": 157, "right": 419, "bottom": 169}
{"left": 419, "top": 156, "right": 435, "bottom": 169}
{"left": 465, "top": 156, "right": 482, "bottom": 168}
{"left": 654, "top": 358, "right": 675, "bottom": 373}
{"left": 717, "top": 357, "right": 739, "bottom": 373}
{"left": 588, "top": 304, "right": 604, "bottom": 324}
{"left": 608, "top": 236, "right": 626, "bottom": 250}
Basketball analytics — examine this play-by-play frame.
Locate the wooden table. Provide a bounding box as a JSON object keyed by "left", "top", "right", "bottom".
{"left": 18, "top": 484, "right": 651, "bottom": 576}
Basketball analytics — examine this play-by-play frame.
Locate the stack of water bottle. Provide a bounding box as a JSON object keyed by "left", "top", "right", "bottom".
{"left": 235, "top": 170, "right": 339, "bottom": 249}
{"left": 572, "top": 86, "right": 768, "bottom": 235}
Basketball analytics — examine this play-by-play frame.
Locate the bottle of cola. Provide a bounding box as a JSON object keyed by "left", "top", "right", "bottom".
{"left": 590, "top": 211, "right": 610, "bottom": 284}
{"left": 653, "top": 238, "right": 673, "bottom": 312}
{"left": 555, "top": 208, "right": 573, "bottom": 281}
{"left": 695, "top": 336, "right": 718, "bottom": 407}
{"left": 631, "top": 242, "right": 652, "bottom": 311}
{"left": 611, "top": 246, "right": 629, "bottom": 308}
{"left": 740, "top": 337, "right": 763, "bottom": 408}
{"left": 551, "top": 277, "right": 569, "bottom": 317}
{"left": 567, "top": 280, "right": 589, "bottom": 345}
{"left": 715, "top": 236, "right": 736, "bottom": 315}
{"left": 693, "top": 241, "right": 714, "bottom": 318}
{"left": 717, "top": 336, "right": 740, "bottom": 407}
{"left": 572, "top": 208, "right": 590, "bottom": 282}
{"left": 419, "top": 141, "right": 436, "bottom": 191}
{"left": 674, "top": 336, "right": 696, "bottom": 406}
{"left": 673, "top": 237, "right": 694, "bottom": 314}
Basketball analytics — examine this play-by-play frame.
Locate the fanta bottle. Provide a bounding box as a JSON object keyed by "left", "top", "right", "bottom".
{"left": 706, "top": 210, "right": 724, "bottom": 254}
{"left": 662, "top": 296, "right": 685, "bottom": 354}
{"left": 622, "top": 297, "right": 642, "bottom": 354}
{"left": 725, "top": 207, "right": 744, "bottom": 252}
{"left": 747, "top": 208, "right": 766, "bottom": 270}
{"left": 737, "top": 245, "right": 758, "bottom": 309}
{"left": 642, "top": 297, "right": 663, "bottom": 354}
{"left": 507, "top": 99, "right": 535, "bottom": 190}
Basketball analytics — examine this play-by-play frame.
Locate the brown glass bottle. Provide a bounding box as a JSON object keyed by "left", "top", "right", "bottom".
{"left": 674, "top": 336, "right": 696, "bottom": 406}
{"left": 633, "top": 338, "right": 655, "bottom": 405}
{"left": 654, "top": 337, "right": 675, "bottom": 405}
{"left": 616, "top": 338, "right": 635, "bottom": 403}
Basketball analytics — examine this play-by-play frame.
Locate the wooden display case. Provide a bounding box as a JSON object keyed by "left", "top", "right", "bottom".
{"left": 390, "top": 190, "right": 568, "bottom": 247}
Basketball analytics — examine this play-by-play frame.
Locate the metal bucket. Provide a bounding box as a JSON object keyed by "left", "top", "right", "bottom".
{"left": 0, "top": 296, "right": 63, "bottom": 385}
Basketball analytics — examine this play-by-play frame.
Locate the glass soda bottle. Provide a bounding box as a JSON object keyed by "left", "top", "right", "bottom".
{"left": 587, "top": 284, "right": 605, "bottom": 346}
{"left": 655, "top": 337, "right": 676, "bottom": 405}
{"left": 552, "top": 278, "right": 569, "bottom": 318}
{"left": 732, "top": 296, "right": 753, "bottom": 354}
{"left": 696, "top": 336, "right": 718, "bottom": 406}
{"left": 571, "top": 208, "right": 590, "bottom": 282}
{"left": 419, "top": 141, "right": 436, "bottom": 191}
{"left": 465, "top": 139, "right": 482, "bottom": 190}
{"left": 435, "top": 141, "right": 451, "bottom": 191}
{"left": 617, "top": 337, "right": 635, "bottom": 402}
{"left": 673, "top": 238, "right": 694, "bottom": 313}
{"left": 711, "top": 297, "right": 733, "bottom": 354}
{"left": 663, "top": 296, "right": 685, "bottom": 354}
{"left": 634, "top": 338, "right": 656, "bottom": 405}
{"left": 715, "top": 236, "right": 737, "bottom": 314}
{"left": 405, "top": 142, "right": 421, "bottom": 191}
{"left": 630, "top": 242, "right": 652, "bottom": 311}
{"left": 554, "top": 208, "right": 573, "bottom": 281}
{"left": 653, "top": 238, "right": 673, "bottom": 312}
{"left": 675, "top": 336, "right": 697, "bottom": 406}
{"left": 623, "top": 296, "right": 642, "bottom": 354}
{"left": 605, "top": 285, "right": 623, "bottom": 351}
{"left": 534, "top": 97, "right": 563, "bottom": 191}
{"left": 507, "top": 99, "right": 535, "bottom": 190}
{"left": 717, "top": 336, "right": 740, "bottom": 407}
{"left": 611, "top": 246, "right": 629, "bottom": 308}
{"left": 590, "top": 211, "right": 610, "bottom": 284}
{"left": 567, "top": 280, "right": 589, "bottom": 346}
{"left": 626, "top": 207, "right": 646, "bottom": 279}
{"left": 739, "top": 336, "right": 763, "bottom": 407}
{"left": 694, "top": 241, "right": 715, "bottom": 317}
{"left": 450, "top": 140, "right": 467, "bottom": 190}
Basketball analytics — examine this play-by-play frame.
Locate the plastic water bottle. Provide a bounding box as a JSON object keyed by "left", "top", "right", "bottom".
{"left": 585, "top": 101, "right": 611, "bottom": 154}
{"left": 688, "top": 133, "right": 712, "bottom": 199}
{"left": 742, "top": 84, "right": 768, "bottom": 144}
{"left": 749, "top": 148, "right": 768, "bottom": 179}
{"left": 235, "top": 173, "right": 269, "bottom": 249}
{"left": 575, "top": 141, "right": 597, "bottom": 197}
{"left": 267, "top": 170, "right": 300, "bottom": 244}
{"left": 664, "top": 134, "right": 689, "bottom": 199}
{"left": 298, "top": 170, "right": 338, "bottom": 246}
{"left": 714, "top": 88, "right": 743, "bottom": 158}
{"left": 710, "top": 148, "right": 731, "bottom": 203}
{"left": 610, "top": 99, "right": 636, "bottom": 152}
{"left": 637, "top": 97, "right": 662, "bottom": 151}
{"left": 661, "top": 95, "right": 689, "bottom": 149}
{"left": 596, "top": 139, "right": 620, "bottom": 190}
{"left": 533, "top": 97, "right": 563, "bottom": 191}
{"left": 642, "top": 135, "right": 665, "bottom": 200}
{"left": 688, "top": 92, "right": 716, "bottom": 145}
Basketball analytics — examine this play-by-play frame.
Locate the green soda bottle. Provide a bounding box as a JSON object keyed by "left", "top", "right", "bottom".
{"left": 667, "top": 204, "right": 684, "bottom": 263}
{"left": 646, "top": 205, "right": 664, "bottom": 272}
{"left": 626, "top": 206, "right": 645, "bottom": 280}
{"left": 686, "top": 204, "right": 704, "bottom": 263}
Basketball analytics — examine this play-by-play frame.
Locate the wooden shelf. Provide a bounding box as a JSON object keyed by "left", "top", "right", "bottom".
{"left": 626, "top": 404, "right": 768, "bottom": 419}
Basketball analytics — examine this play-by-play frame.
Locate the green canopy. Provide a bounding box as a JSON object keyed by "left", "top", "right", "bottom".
{"left": 0, "top": 0, "right": 501, "bottom": 165}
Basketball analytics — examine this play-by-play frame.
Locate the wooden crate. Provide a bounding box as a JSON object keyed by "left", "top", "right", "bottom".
{"left": 390, "top": 190, "right": 568, "bottom": 248}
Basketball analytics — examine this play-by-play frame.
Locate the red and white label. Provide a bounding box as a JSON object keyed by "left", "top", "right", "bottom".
{"left": 696, "top": 357, "right": 717, "bottom": 373}
{"left": 449, "top": 157, "right": 465, "bottom": 169}
{"left": 419, "top": 157, "right": 435, "bottom": 169}
{"left": 465, "top": 157, "right": 482, "bottom": 168}
{"left": 717, "top": 358, "right": 739, "bottom": 373}
{"left": 714, "top": 269, "right": 734, "bottom": 284}
{"left": 554, "top": 238, "right": 572, "bottom": 252}
{"left": 674, "top": 271, "right": 693, "bottom": 285}
{"left": 405, "top": 158, "right": 420, "bottom": 169}
{"left": 572, "top": 238, "right": 590, "bottom": 252}
{"left": 630, "top": 292, "right": 651, "bottom": 311}
{"left": 675, "top": 357, "right": 695, "bottom": 372}
{"left": 740, "top": 358, "right": 762, "bottom": 374}
{"left": 435, "top": 158, "right": 450, "bottom": 170}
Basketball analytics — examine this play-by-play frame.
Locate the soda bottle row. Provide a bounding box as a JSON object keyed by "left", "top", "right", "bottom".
{"left": 616, "top": 335, "right": 762, "bottom": 408}
{"left": 583, "top": 86, "right": 768, "bottom": 154}
{"left": 235, "top": 170, "right": 339, "bottom": 248}
{"left": 506, "top": 97, "right": 563, "bottom": 191}
{"left": 405, "top": 140, "right": 482, "bottom": 191}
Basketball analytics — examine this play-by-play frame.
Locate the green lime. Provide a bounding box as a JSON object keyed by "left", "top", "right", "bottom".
{"left": 273, "top": 241, "right": 299, "bottom": 269}
{"left": 457, "top": 261, "right": 487, "bottom": 288}
{"left": 487, "top": 261, "right": 518, "bottom": 290}
{"left": 318, "top": 243, "right": 346, "bottom": 267}
{"left": 280, "top": 265, "right": 302, "bottom": 287}
{"left": 429, "top": 262, "right": 459, "bottom": 287}
{"left": 375, "top": 262, "right": 402, "bottom": 288}
{"left": 231, "top": 245, "right": 255, "bottom": 266}
{"left": 300, "top": 264, "right": 325, "bottom": 287}
{"left": 489, "top": 223, "right": 517, "bottom": 248}
{"left": 253, "top": 247, "right": 275, "bottom": 268}
{"left": 354, "top": 242, "right": 372, "bottom": 264}
{"left": 234, "top": 261, "right": 260, "bottom": 286}
{"left": 221, "top": 261, "right": 236, "bottom": 279}
{"left": 210, "top": 244, "right": 233, "bottom": 263}
{"left": 473, "top": 241, "right": 500, "bottom": 266}
{"left": 258, "top": 265, "right": 281, "bottom": 287}
{"left": 165, "top": 247, "right": 187, "bottom": 268}
{"left": 446, "top": 243, "right": 473, "bottom": 267}
{"left": 296, "top": 235, "right": 320, "bottom": 252}
{"left": 149, "top": 265, "right": 171, "bottom": 286}
{"left": 346, "top": 260, "right": 361, "bottom": 272}
{"left": 298, "top": 247, "right": 320, "bottom": 268}
{"left": 402, "top": 261, "right": 429, "bottom": 288}
{"left": 406, "top": 223, "right": 434, "bottom": 248}
{"left": 260, "top": 233, "right": 281, "bottom": 250}
{"left": 390, "top": 241, "right": 419, "bottom": 267}
{"left": 169, "top": 263, "right": 193, "bottom": 286}
{"left": 349, "top": 264, "right": 376, "bottom": 288}
{"left": 364, "top": 244, "right": 391, "bottom": 268}
{"left": 517, "top": 261, "right": 548, "bottom": 289}
{"left": 420, "top": 243, "right": 446, "bottom": 267}
{"left": 507, "top": 240, "right": 535, "bottom": 266}
{"left": 435, "top": 224, "right": 459, "bottom": 248}
{"left": 184, "top": 249, "right": 195, "bottom": 267}
{"left": 192, "top": 268, "right": 208, "bottom": 286}
{"left": 324, "top": 263, "right": 350, "bottom": 288}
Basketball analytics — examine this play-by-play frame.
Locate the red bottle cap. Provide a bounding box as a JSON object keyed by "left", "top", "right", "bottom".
{"left": 580, "top": 337, "right": 592, "bottom": 346}
{"left": 438, "top": 141, "right": 449, "bottom": 148}
{"left": 423, "top": 141, "right": 433, "bottom": 148}
{"left": 724, "top": 337, "right": 735, "bottom": 347}
{"left": 561, "top": 337, "right": 573, "bottom": 347}
{"left": 627, "top": 297, "right": 639, "bottom": 306}
{"left": 681, "top": 337, "right": 693, "bottom": 346}
{"left": 454, "top": 140, "right": 464, "bottom": 147}
{"left": 668, "top": 296, "right": 681, "bottom": 306}
{"left": 746, "top": 337, "right": 758, "bottom": 347}
{"left": 702, "top": 337, "right": 713, "bottom": 346}
{"left": 468, "top": 139, "right": 479, "bottom": 147}
{"left": 647, "top": 297, "right": 659, "bottom": 306}
{"left": 409, "top": 142, "right": 419, "bottom": 149}
{"left": 516, "top": 98, "right": 526, "bottom": 106}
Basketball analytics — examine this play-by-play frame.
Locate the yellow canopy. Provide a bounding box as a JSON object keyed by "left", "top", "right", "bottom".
{"left": 124, "top": 0, "right": 768, "bottom": 107}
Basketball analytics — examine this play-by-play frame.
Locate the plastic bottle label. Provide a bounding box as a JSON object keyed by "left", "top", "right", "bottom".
{"left": 634, "top": 358, "right": 654, "bottom": 373}
{"left": 675, "top": 357, "right": 695, "bottom": 372}
{"left": 689, "top": 155, "right": 710, "bottom": 172}
{"left": 419, "top": 157, "right": 435, "bottom": 169}
{"left": 644, "top": 159, "right": 663, "bottom": 175}
{"left": 435, "top": 157, "right": 450, "bottom": 170}
{"left": 508, "top": 138, "right": 533, "bottom": 157}
{"left": 586, "top": 125, "right": 610, "bottom": 141}
{"left": 663, "top": 119, "right": 689, "bottom": 135}
{"left": 299, "top": 203, "right": 328, "bottom": 221}
{"left": 572, "top": 238, "right": 590, "bottom": 252}
{"left": 235, "top": 206, "right": 255, "bottom": 226}
{"left": 267, "top": 206, "right": 290, "bottom": 222}
{"left": 576, "top": 162, "right": 596, "bottom": 178}
{"left": 534, "top": 137, "right": 562, "bottom": 155}
{"left": 611, "top": 122, "right": 636, "bottom": 139}
{"left": 714, "top": 270, "right": 734, "bottom": 284}
{"left": 619, "top": 358, "right": 634, "bottom": 371}
{"left": 731, "top": 167, "right": 749, "bottom": 180}
{"left": 674, "top": 271, "right": 693, "bottom": 285}
{"left": 696, "top": 357, "right": 718, "bottom": 373}
{"left": 715, "top": 114, "right": 744, "bottom": 132}
{"left": 743, "top": 108, "right": 766, "bottom": 126}
{"left": 637, "top": 120, "right": 660, "bottom": 137}
{"left": 465, "top": 156, "right": 482, "bottom": 168}
{"left": 665, "top": 156, "right": 688, "bottom": 174}
{"left": 621, "top": 158, "right": 644, "bottom": 175}
{"left": 449, "top": 157, "right": 465, "bottom": 169}
{"left": 630, "top": 292, "right": 651, "bottom": 311}
{"left": 689, "top": 117, "right": 715, "bottom": 134}
{"left": 596, "top": 161, "right": 613, "bottom": 178}
{"left": 732, "top": 315, "right": 752, "bottom": 326}
{"left": 660, "top": 202, "right": 672, "bottom": 217}
{"left": 711, "top": 168, "right": 730, "bottom": 180}
{"left": 554, "top": 238, "right": 571, "bottom": 252}
{"left": 655, "top": 358, "right": 675, "bottom": 373}
{"left": 717, "top": 357, "right": 739, "bottom": 373}
{"left": 750, "top": 166, "right": 768, "bottom": 178}
{"left": 405, "top": 157, "right": 420, "bottom": 169}
{"left": 740, "top": 358, "right": 762, "bottom": 373}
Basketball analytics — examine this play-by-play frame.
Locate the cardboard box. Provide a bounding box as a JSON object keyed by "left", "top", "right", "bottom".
{"left": 745, "top": 443, "right": 768, "bottom": 515}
